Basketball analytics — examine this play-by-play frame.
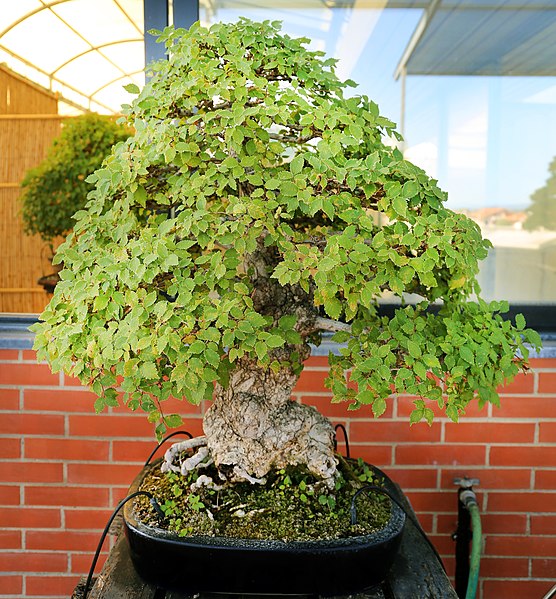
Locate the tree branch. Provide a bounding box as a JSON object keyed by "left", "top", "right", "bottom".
{"left": 314, "top": 317, "right": 351, "bottom": 333}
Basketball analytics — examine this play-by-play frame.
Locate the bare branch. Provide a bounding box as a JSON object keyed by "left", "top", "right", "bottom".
{"left": 314, "top": 317, "right": 351, "bottom": 333}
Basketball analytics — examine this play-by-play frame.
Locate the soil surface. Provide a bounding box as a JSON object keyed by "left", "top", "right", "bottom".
{"left": 134, "top": 457, "right": 391, "bottom": 542}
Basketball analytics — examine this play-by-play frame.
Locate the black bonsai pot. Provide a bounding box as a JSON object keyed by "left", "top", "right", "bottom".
{"left": 123, "top": 462, "right": 406, "bottom": 596}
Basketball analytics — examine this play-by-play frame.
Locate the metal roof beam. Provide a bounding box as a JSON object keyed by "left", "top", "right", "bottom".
{"left": 394, "top": 0, "right": 441, "bottom": 80}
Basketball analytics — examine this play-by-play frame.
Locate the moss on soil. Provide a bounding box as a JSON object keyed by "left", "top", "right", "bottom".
{"left": 134, "top": 457, "right": 391, "bottom": 542}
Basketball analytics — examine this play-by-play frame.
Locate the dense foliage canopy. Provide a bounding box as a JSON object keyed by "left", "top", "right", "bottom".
{"left": 33, "top": 19, "right": 540, "bottom": 435}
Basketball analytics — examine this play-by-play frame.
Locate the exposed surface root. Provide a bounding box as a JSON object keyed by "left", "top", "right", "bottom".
{"left": 161, "top": 436, "right": 207, "bottom": 473}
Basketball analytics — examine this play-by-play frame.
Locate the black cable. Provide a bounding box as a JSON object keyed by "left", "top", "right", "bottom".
{"left": 351, "top": 484, "right": 446, "bottom": 574}
{"left": 82, "top": 491, "right": 164, "bottom": 598}
{"left": 333, "top": 423, "right": 350, "bottom": 458}
{"left": 144, "top": 430, "right": 193, "bottom": 466}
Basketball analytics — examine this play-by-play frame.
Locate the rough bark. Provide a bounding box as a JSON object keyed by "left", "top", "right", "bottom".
{"left": 202, "top": 237, "right": 337, "bottom": 484}
{"left": 203, "top": 358, "right": 337, "bottom": 485}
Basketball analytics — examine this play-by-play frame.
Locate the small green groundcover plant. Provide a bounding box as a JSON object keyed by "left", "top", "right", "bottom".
{"left": 20, "top": 113, "right": 131, "bottom": 244}
{"left": 33, "top": 19, "right": 540, "bottom": 524}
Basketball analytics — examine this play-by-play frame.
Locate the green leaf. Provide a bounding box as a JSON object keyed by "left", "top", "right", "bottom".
{"left": 460, "top": 346, "right": 474, "bottom": 365}
{"left": 124, "top": 83, "right": 140, "bottom": 94}
{"left": 266, "top": 334, "right": 284, "bottom": 348}
{"left": 392, "top": 196, "right": 407, "bottom": 218}
{"left": 372, "top": 397, "right": 387, "bottom": 417}
{"left": 515, "top": 313, "right": 526, "bottom": 331}
{"left": 409, "top": 408, "right": 424, "bottom": 425}
{"left": 407, "top": 340, "right": 422, "bottom": 359}
{"left": 141, "top": 362, "right": 158, "bottom": 379}
{"left": 164, "top": 414, "right": 183, "bottom": 428}
{"left": 290, "top": 155, "right": 304, "bottom": 175}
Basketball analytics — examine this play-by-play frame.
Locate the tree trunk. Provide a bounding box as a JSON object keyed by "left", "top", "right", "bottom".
{"left": 201, "top": 236, "right": 337, "bottom": 484}
{"left": 203, "top": 357, "right": 337, "bottom": 484}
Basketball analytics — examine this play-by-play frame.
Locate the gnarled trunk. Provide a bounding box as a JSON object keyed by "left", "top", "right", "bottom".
{"left": 165, "top": 237, "right": 338, "bottom": 484}
{"left": 203, "top": 356, "right": 337, "bottom": 484}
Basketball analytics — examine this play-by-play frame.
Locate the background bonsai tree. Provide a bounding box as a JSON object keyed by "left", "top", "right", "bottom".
{"left": 33, "top": 19, "right": 539, "bottom": 487}
{"left": 21, "top": 113, "right": 131, "bottom": 245}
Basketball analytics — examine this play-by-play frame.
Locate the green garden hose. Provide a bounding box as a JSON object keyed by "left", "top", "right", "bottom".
{"left": 462, "top": 492, "right": 482, "bottom": 599}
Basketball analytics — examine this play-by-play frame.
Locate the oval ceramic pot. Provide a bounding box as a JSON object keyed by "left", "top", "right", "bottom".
{"left": 124, "top": 462, "right": 406, "bottom": 596}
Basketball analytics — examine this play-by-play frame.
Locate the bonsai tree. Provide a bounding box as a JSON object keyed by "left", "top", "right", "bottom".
{"left": 33, "top": 19, "right": 540, "bottom": 488}
{"left": 20, "top": 113, "right": 131, "bottom": 244}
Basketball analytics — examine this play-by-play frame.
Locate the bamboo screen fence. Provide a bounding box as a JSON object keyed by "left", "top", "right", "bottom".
{"left": 0, "top": 65, "right": 63, "bottom": 313}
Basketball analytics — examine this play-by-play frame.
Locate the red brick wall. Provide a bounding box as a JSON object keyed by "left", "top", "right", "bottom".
{"left": 0, "top": 349, "right": 554, "bottom": 598}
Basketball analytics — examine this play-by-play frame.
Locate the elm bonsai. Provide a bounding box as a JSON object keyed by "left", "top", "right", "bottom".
{"left": 33, "top": 19, "right": 539, "bottom": 489}
{"left": 21, "top": 113, "right": 131, "bottom": 243}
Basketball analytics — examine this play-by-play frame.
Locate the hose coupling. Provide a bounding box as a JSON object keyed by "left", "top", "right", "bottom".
{"left": 459, "top": 488, "right": 478, "bottom": 509}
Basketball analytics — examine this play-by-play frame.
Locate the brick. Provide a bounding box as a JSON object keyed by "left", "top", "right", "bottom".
{"left": 0, "top": 552, "right": 68, "bottom": 572}
{"left": 444, "top": 422, "right": 535, "bottom": 444}
{"left": 395, "top": 444, "right": 486, "bottom": 466}
{"left": 440, "top": 468, "right": 531, "bottom": 490}
{"left": 300, "top": 395, "right": 395, "bottom": 419}
{"left": 25, "top": 486, "right": 110, "bottom": 508}
{"left": 403, "top": 491, "right": 455, "bottom": 513}
{"left": 0, "top": 575, "right": 23, "bottom": 595}
{"left": 0, "top": 530, "right": 22, "bottom": 549}
{"left": 351, "top": 421, "right": 441, "bottom": 443}
{"left": 0, "top": 507, "right": 61, "bottom": 529}
{"left": 348, "top": 445, "right": 392, "bottom": 468}
{"left": 0, "top": 388, "right": 20, "bottom": 410}
{"left": 69, "top": 414, "right": 155, "bottom": 438}
{"left": 490, "top": 446, "right": 556, "bottom": 467}
{"left": 26, "top": 531, "right": 99, "bottom": 552}
{"left": 112, "top": 440, "right": 163, "bottom": 463}
{"left": 412, "top": 512, "right": 434, "bottom": 533}
{"left": 487, "top": 535, "right": 556, "bottom": 557}
{"left": 397, "top": 395, "right": 488, "bottom": 419}
{"left": 479, "top": 556, "right": 529, "bottom": 578}
{"left": 70, "top": 552, "right": 107, "bottom": 574}
{"left": 531, "top": 515, "right": 556, "bottom": 535}
{"left": 424, "top": 533, "right": 455, "bottom": 556}
{"left": 23, "top": 388, "right": 96, "bottom": 412}
{"left": 62, "top": 373, "right": 87, "bottom": 387}
{"left": 26, "top": 575, "right": 80, "bottom": 596}
{"left": 536, "top": 470, "right": 556, "bottom": 490}
{"left": 539, "top": 422, "right": 556, "bottom": 443}
{"left": 531, "top": 558, "right": 556, "bottom": 578}
{"left": 0, "top": 485, "right": 21, "bottom": 505}
{"left": 530, "top": 358, "right": 556, "bottom": 368}
{"left": 21, "top": 350, "right": 37, "bottom": 361}
{"left": 439, "top": 513, "right": 527, "bottom": 535}
{"left": 110, "top": 395, "right": 203, "bottom": 416}
{"left": 294, "top": 369, "right": 328, "bottom": 393}
{"left": 539, "top": 372, "right": 556, "bottom": 394}
{"left": 25, "top": 438, "right": 110, "bottom": 461}
{"left": 113, "top": 486, "right": 136, "bottom": 503}
{"left": 67, "top": 463, "right": 141, "bottom": 486}
{"left": 0, "top": 363, "right": 59, "bottom": 386}
{"left": 494, "top": 395, "right": 556, "bottom": 419}
{"left": 380, "top": 468, "right": 438, "bottom": 489}
{"left": 0, "top": 413, "right": 65, "bottom": 435}
{"left": 498, "top": 372, "right": 535, "bottom": 394}
{"left": 303, "top": 356, "right": 330, "bottom": 368}
{"left": 488, "top": 491, "right": 556, "bottom": 513}
{"left": 0, "top": 462, "right": 63, "bottom": 483}
{"left": 483, "top": 581, "right": 554, "bottom": 597}
{"left": 65, "top": 508, "right": 113, "bottom": 530}
{"left": 0, "top": 438, "right": 21, "bottom": 459}
{"left": 0, "top": 350, "right": 20, "bottom": 361}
